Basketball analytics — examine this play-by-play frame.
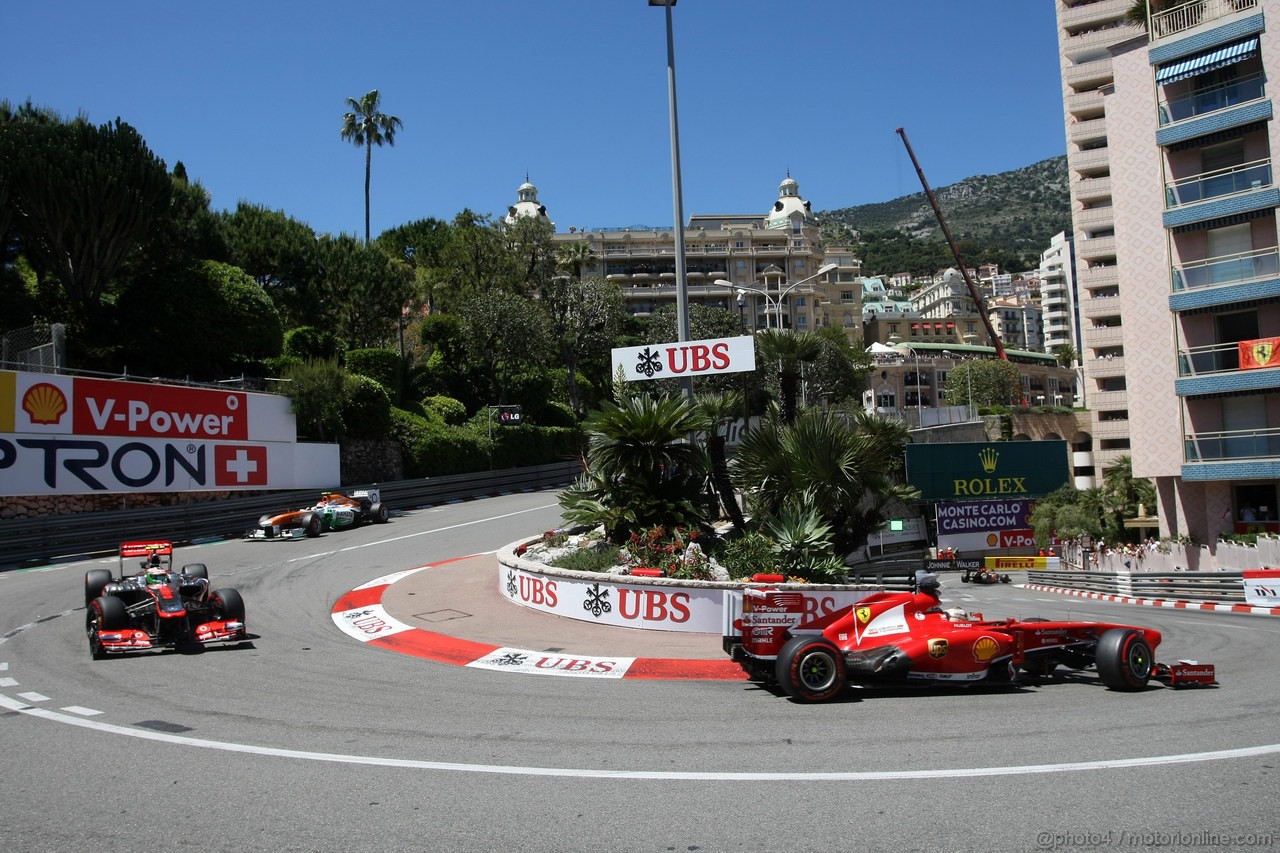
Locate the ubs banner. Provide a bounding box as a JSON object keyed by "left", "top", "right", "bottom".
{"left": 906, "top": 441, "right": 1069, "bottom": 502}
{"left": 0, "top": 369, "right": 339, "bottom": 495}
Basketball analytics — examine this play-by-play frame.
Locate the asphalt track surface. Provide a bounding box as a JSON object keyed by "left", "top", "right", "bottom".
{"left": 2, "top": 490, "right": 1279, "bottom": 853}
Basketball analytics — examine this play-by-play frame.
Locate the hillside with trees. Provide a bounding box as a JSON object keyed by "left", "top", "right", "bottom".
{"left": 817, "top": 155, "right": 1070, "bottom": 276}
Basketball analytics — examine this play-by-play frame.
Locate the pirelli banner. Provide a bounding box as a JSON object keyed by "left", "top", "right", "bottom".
{"left": 906, "top": 441, "right": 1070, "bottom": 503}
{"left": 0, "top": 369, "right": 339, "bottom": 495}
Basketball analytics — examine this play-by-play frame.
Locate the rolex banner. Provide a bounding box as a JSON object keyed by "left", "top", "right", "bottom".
{"left": 1239, "top": 337, "right": 1280, "bottom": 370}
{"left": 906, "top": 441, "right": 1070, "bottom": 502}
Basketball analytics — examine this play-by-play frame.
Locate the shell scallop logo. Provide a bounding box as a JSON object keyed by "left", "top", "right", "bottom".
{"left": 22, "top": 382, "right": 68, "bottom": 425}
{"left": 972, "top": 636, "right": 1000, "bottom": 663}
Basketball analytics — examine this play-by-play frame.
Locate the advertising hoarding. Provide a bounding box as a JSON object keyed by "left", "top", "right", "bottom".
{"left": 611, "top": 335, "right": 756, "bottom": 382}
{"left": 906, "top": 441, "right": 1069, "bottom": 502}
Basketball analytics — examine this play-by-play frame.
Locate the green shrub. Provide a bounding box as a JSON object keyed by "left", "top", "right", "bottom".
{"left": 714, "top": 530, "right": 779, "bottom": 579}
{"left": 424, "top": 394, "right": 467, "bottom": 425}
{"left": 341, "top": 375, "right": 393, "bottom": 439}
{"left": 550, "top": 544, "right": 620, "bottom": 573}
{"left": 285, "top": 326, "right": 341, "bottom": 361}
{"left": 389, "top": 407, "right": 487, "bottom": 477}
{"left": 346, "top": 348, "right": 403, "bottom": 398}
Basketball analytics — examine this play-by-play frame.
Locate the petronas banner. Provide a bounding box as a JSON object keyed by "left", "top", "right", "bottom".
{"left": 905, "top": 441, "right": 1070, "bottom": 502}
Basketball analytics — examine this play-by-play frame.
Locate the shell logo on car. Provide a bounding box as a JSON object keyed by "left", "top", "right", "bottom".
{"left": 973, "top": 635, "right": 1000, "bottom": 662}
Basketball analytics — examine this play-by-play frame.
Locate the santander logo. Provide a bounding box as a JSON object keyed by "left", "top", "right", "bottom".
{"left": 22, "top": 383, "right": 68, "bottom": 425}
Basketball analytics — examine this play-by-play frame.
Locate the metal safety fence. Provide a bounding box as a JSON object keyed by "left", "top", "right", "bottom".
{"left": 1026, "top": 568, "right": 1245, "bottom": 604}
{"left": 0, "top": 460, "right": 582, "bottom": 569}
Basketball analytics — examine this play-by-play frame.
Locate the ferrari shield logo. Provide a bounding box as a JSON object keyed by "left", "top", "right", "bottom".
{"left": 1252, "top": 342, "right": 1275, "bottom": 366}
{"left": 856, "top": 606, "right": 871, "bottom": 624}
{"left": 928, "top": 638, "right": 949, "bottom": 659}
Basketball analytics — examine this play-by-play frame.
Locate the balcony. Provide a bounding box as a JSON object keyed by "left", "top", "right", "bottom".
{"left": 1184, "top": 426, "right": 1280, "bottom": 464}
{"left": 1076, "top": 235, "right": 1117, "bottom": 262}
{"left": 1159, "top": 73, "right": 1265, "bottom": 126}
{"left": 1068, "top": 88, "right": 1106, "bottom": 118}
{"left": 1077, "top": 264, "right": 1119, "bottom": 290}
{"left": 1085, "top": 325, "right": 1124, "bottom": 348}
{"left": 1069, "top": 146, "right": 1111, "bottom": 174}
{"left": 1065, "top": 58, "right": 1115, "bottom": 92}
{"left": 1171, "top": 246, "right": 1280, "bottom": 291}
{"left": 1076, "top": 205, "right": 1115, "bottom": 230}
{"left": 1151, "top": 0, "right": 1258, "bottom": 41}
{"left": 1177, "top": 341, "right": 1241, "bottom": 377}
{"left": 1176, "top": 339, "right": 1280, "bottom": 396}
{"left": 1073, "top": 174, "right": 1112, "bottom": 203}
{"left": 1069, "top": 115, "right": 1109, "bottom": 147}
{"left": 1165, "top": 159, "right": 1271, "bottom": 209}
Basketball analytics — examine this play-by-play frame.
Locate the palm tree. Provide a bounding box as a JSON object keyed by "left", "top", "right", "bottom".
{"left": 340, "top": 90, "right": 403, "bottom": 244}
{"left": 695, "top": 391, "right": 747, "bottom": 530}
{"left": 555, "top": 240, "right": 598, "bottom": 280}
{"left": 732, "top": 408, "right": 919, "bottom": 561}
{"left": 755, "top": 329, "right": 822, "bottom": 424}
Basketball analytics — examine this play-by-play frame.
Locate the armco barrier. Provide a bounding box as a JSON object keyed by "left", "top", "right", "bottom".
{"left": 1026, "top": 568, "right": 1245, "bottom": 604}
{"left": 0, "top": 460, "right": 582, "bottom": 569}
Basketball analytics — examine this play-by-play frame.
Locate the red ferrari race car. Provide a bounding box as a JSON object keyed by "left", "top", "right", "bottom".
{"left": 245, "top": 488, "right": 390, "bottom": 540}
{"left": 723, "top": 571, "right": 1216, "bottom": 703}
{"left": 83, "top": 541, "right": 247, "bottom": 659}
{"left": 961, "top": 566, "right": 1011, "bottom": 584}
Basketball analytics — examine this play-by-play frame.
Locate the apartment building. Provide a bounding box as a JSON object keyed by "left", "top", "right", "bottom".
{"left": 1098, "top": 0, "right": 1275, "bottom": 544}
{"left": 1038, "top": 230, "right": 1082, "bottom": 369}
{"left": 1055, "top": 0, "right": 1142, "bottom": 486}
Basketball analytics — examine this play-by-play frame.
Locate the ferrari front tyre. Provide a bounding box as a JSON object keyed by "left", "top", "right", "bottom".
{"left": 84, "top": 569, "right": 113, "bottom": 609}
{"left": 305, "top": 513, "right": 322, "bottom": 538}
{"left": 182, "top": 563, "right": 209, "bottom": 581}
{"left": 1095, "top": 628, "right": 1153, "bottom": 691}
{"left": 211, "top": 588, "right": 246, "bottom": 624}
{"left": 775, "top": 635, "right": 846, "bottom": 703}
{"left": 87, "top": 596, "right": 128, "bottom": 660}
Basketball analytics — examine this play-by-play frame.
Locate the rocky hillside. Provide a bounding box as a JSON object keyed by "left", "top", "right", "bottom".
{"left": 817, "top": 155, "right": 1071, "bottom": 275}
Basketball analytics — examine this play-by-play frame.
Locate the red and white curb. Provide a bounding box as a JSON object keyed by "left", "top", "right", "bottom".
{"left": 331, "top": 563, "right": 743, "bottom": 681}
{"left": 1022, "top": 584, "right": 1280, "bottom": 617}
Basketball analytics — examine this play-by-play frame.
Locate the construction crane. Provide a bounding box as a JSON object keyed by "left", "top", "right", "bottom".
{"left": 895, "top": 127, "right": 1009, "bottom": 362}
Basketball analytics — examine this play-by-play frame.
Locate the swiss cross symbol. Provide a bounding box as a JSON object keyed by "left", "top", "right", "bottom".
{"left": 214, "top": 445, "right": 268, "bottom": 486}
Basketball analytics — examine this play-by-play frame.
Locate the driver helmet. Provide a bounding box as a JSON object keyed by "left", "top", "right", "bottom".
{"left": 144, "top": 554, "right": 166, "bottom": 584}
{"left": 944, "top": 607, "right": 968, "bottom": 620}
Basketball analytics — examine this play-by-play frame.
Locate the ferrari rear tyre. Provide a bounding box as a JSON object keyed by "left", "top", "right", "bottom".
{"left": 84, "top": 569, "right": 113, "bottom": 608}
{"left": 211, "top": 588, "right": 246, "bottom": 624}
{"left": 87, "top": 596, "right": 128, "bottom": 660}
{"left": 775, "top": 635, "right": 846, "bottom": 703}
{"left": 182, "top": 563, "right": 208, "bottom": 581}
{"left": 1095, "top": 628, "right": 1153, "bottom": 691}
{"left": 372, "top": 502, "right": 389, "bottom": 523}
{"left": 305, "top": 513, "right": 322, "bottom": 538}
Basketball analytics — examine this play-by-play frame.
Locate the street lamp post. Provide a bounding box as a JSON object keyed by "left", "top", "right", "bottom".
{"left": 962, "top": 332, "right": 977, "bottom": 416}
{"left": 714, "top": 262, "right": 836, "bottom": 331}
{"left": 649, "top": 0, "right": 692, "bottom": 402}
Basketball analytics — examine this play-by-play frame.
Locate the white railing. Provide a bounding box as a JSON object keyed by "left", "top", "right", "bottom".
{"left": 1151, "top": 0, "right": 1257, "bottom": 40}
{"left": 1164, "top": 158, "right": 1271, "bottom": 209}
{"left": 1172, "top": 246, "right": 1280, "bottom": 291}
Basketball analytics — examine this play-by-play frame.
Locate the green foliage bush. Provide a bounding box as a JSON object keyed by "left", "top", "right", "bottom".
{"left": 714, "top": 530, "right": 781, "bottom": 580}
{"left": 487, "top": 424, "right": 584, "bottom": 470}
{"left": 389, "top": 408, "right": 487, "bottom": 477}
{"left": 341, "top": 375, "right": 393, "bottom": 439}
{"left": 346, "top": 348, "right": 403, "bottom": 399}
{"left": 284, "top": 326, "right": 341, "bottom": 361}
{"left": 549, "top": 544, "right": 620, "bottom": 573}
{"left": 423, "top": 394, "right": 467, "bottom": 425}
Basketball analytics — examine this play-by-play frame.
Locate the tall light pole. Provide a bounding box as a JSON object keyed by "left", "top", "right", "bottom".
{"left": 715, "top": 263, "right": 836, "bottom": 331}
{"left": 650, "top": 0, "right": 692, "bottom": 402}
{"left": 963, "top": 332, "right": 977, "bottom": 416}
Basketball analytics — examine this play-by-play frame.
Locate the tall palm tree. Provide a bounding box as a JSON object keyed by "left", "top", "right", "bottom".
{"left": 756, "top": 329, "right": 822, "bottom": 424}
{"left": 340, "top": 89, "right": 403, "bottom": 244}
{"left": 695, "top": 391, "right": 747, "bottom": 530}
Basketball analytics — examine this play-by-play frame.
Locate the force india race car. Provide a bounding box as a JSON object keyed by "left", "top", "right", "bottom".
{"left": 724, "top": 571, "right": 1217, "bottom": 703}
{"left": 245, "top": 488, "right": 390, "bottom": 540}
{"left": 84, "top": 541, "right": 246, "bottom": 659}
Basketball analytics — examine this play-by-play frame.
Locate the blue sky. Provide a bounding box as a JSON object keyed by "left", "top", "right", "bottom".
{"left": 4, "top": 1, "right": 1065, "bottom": 239}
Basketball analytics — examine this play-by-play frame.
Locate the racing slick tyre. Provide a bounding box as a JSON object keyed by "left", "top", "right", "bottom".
{"left": 1095, "top": 628, "right": 1154, "bottom": 691}
{"left": 304, "top": 513, "right": 323, "bottom": 538}
{"left": 371, "top": 502, "right": 390, "bottom": 523}
{"left": 775, "top": 635, "right": 846, "bottom": 703}
{"left": 84, "top": 569, "right": 114, "bottom": 608}
{"left": 182, "top": 564, "right": 209, "bottom": 581}
{"left": 211, "top": 588, "right": 246, "bottom": 624}
{"left": 87, "top": 596, "right": 128, "bottom": 660}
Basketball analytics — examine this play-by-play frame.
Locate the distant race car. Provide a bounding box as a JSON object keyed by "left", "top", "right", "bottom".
{"left": 84, "top": 541, "right": 246, "bottom": 659}
{"left": 961, "top": 566, "right": 1011, "bottom": 584}
{"left": 723, "top": 571, "right": 1217, "bottom": 703}
{"left": 245, "top": 488, "right": 390, "bottom": 540}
